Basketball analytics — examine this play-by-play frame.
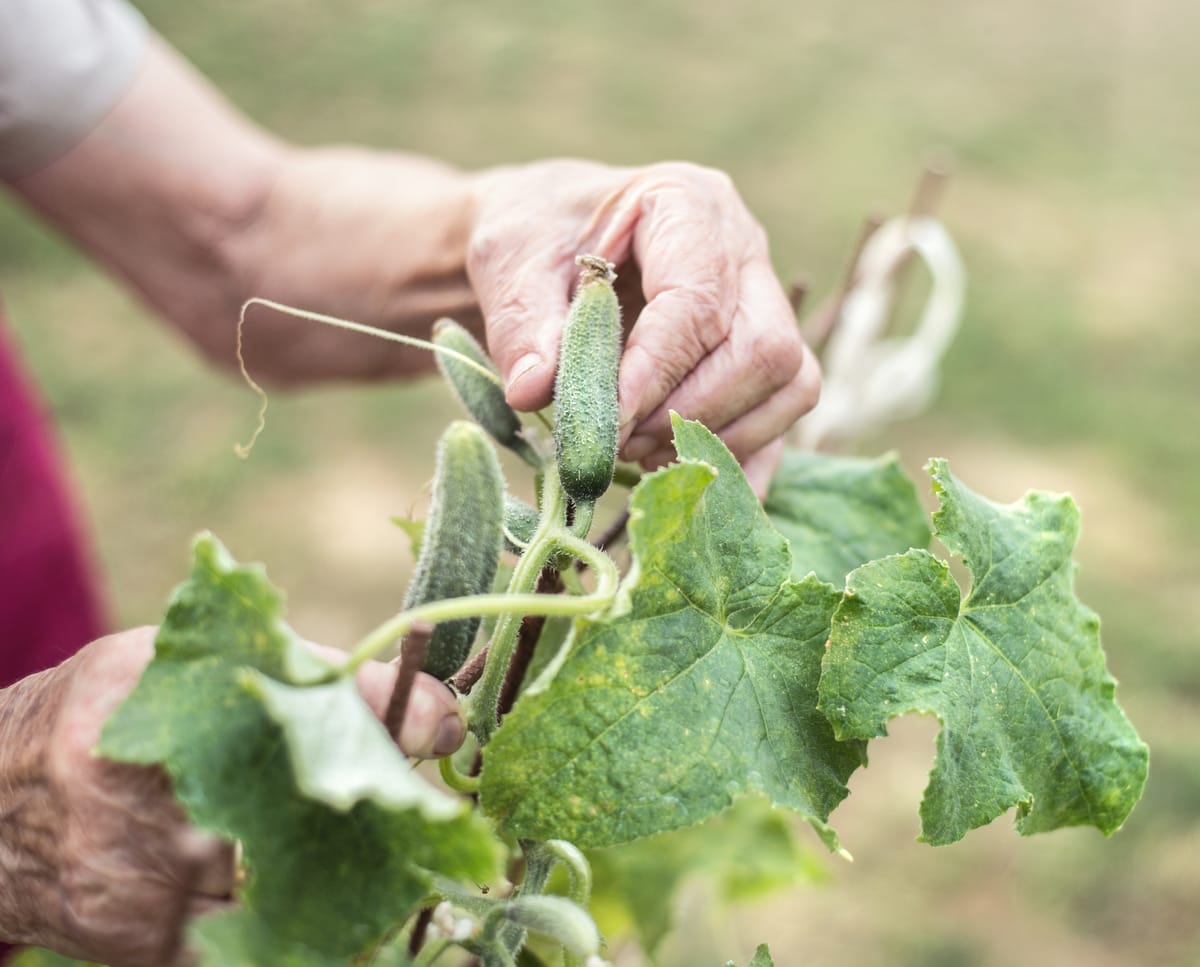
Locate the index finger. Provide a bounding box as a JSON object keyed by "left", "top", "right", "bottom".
{"left": 594, "top": 168, "right": 761, "bottom": 445}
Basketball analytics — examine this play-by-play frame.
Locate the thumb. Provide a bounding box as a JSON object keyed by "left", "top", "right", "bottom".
{"left": 354, "top": 659, "right": 467, "bottom": 759}
{"left": 303, "top": 642, "right": 467, "bottom": 758}
{"left": 469, "top": 247, "right": 572, "bottom": 412}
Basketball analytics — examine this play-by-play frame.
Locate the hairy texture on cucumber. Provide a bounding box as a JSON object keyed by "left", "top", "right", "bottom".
{"left": 554, "top": 255, "right": 622, "bottom": 502}
{"left": 405, "top": 421, "right": 505, "bottom": 680}
{"left": 434, "top": 318, "right": 541, "bottom": 467}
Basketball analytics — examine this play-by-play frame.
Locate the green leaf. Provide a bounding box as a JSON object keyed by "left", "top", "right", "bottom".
{"left": 392, "top": 515, "right": 425, "bottom": 560}
{"left": 7, "top": 951, "right": 100, "bottom": 967}
{"left": 819, "top": 460, "right": 1149, "bottom": 845}
{"left": 480, "top": 416, "right": 865, "bottom": 849}
{"left": 99, "top": 534, "right": 499, "bottom": 960}
{"left": 765, "top": 450, "right": 931, "bottom": 585}
{"left": 190, "top": 911, "right": 352, "bottom": 967}
{"left": 243, "top": 673, "right": 459, "bottom": 818}
{"left": 190, "top": 910, "right": 418, "bottom": 966}
{"left": 587, "top": 796, "right": 825, "bottom": 954}
{"left": 726, "top": 943, "right": 774, "bottom": 967}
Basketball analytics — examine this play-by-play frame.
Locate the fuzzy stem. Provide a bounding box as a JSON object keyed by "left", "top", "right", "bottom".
{"left": 466, "top": 473, "right": 568, "bottom": 742}
{"left": 541, "top": 840, "right": 592, "bottom": 909}
{"left": 438, "top": 755, "right": 481, "bottom": 794}
{"left": 343, "top": 587, "right": 608, "bottom": 675}
{"left": 467, "top": 498, "right": 618, "bottom": 742}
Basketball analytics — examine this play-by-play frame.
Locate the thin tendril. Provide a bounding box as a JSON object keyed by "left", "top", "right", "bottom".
{"left": 233, "top": 297, "right": 507, "bottom": 457}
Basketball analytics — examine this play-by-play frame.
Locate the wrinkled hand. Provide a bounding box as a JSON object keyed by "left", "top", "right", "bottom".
{"left": 1, "top": 627, "right": 463, "bottom": 966}
{"left": 467, "top": 159, "right": 820, "bottom": 495}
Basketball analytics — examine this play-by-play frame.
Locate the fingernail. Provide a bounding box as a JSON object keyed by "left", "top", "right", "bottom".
{"left": 507, "top": 353, "right": 543, "bottom": 395}
{"left": 622, "top": 434, "right": 655, "bottom": 462}
{"left": 433, "top": 710, "right": 467, "bottom": 757}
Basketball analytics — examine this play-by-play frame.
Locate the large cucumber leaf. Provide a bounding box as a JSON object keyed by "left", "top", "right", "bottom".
{"left": 480, "top": 416, "right": 866, "bottom": 849}
{"left": 765, "top": 450, "right": 931, "bottom": 585}
{"left": 99, "top": 535, "right": 499, "bottom": 962}
{"left": 819, "top": 460, "right": 1148, "bottom": 844}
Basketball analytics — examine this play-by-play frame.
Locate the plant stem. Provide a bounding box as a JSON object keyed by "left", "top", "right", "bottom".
{"left": 466, "top": 474, "right": 568, "bottom": 743}
{"left": 498, "top": 568, "right": 563, "bottom": 718}
{"left": 541, "top": 840, "right": 592, "bottom": 909}
{"left": 412, "top": 938, "right": 454, "bottom": 967}
{"left": 384, "top": 622, "right": 431, "bottom": 740}
{"left": 468, "top": 531, "right": 618, "bottom": 743}
{"left": 343, "top": 591, "right": 598, "bottom": 674}
{"left": 235, "top": 297, "right": 504, "bottom": 457}
{"left": 591, "top": 508, "right": 630, "bottom": 553}
{"left": 487, "top": 839, "right": 557, "bottom": 960}
{"left": 438, "top": 755, "right": 481, "bottom": 794}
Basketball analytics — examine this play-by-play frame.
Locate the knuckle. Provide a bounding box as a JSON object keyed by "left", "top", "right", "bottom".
{"left": 684, "top": 278, "right": 732, "bottom": 348}
{"left": 796, "top": 353, "right": 822, "bottom": 415}
{"left": 641, "top": 161, "right": 737, "bottom": 205}
{"left": 748, "top": 327, "right": 804, "bottom": 390}
{"left": 465, "top": 219, "right": 509, "bottom": 279}
{"left": 481, "top": 288, "right": 539, "bottom": 365}
{"left": 659, "top": 161, "right": 734, "bottom": 192}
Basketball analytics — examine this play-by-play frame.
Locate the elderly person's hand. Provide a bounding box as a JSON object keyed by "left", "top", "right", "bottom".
{"left": 9, "top": 37, "right": 817, "bottom": 496}
{"left": 466, "top": 159, "right": 819, "bottom": 495}
{"left": 0, "top": 627, "right": 464, "bottom": 967}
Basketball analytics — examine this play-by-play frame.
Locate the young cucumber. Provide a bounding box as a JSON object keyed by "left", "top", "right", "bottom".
{"left": 554, "top": 255, "right": 622, "bottom": 504}
{"left": 433, "top": 318, "right": 541, "bottom": 468}
{"left": 404, "top": 420, "right": 504, "bottom": 680}
{"left": 502, "top": 493, "right": 541, "bottom": 554}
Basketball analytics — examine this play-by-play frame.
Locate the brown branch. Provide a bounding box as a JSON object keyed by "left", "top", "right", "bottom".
{"left": 384, "top": 622, "right": 431, "bottom": 740}
{"left": 498, "top": 568, "right": 563, "bottom": 717}
{"left": 880, "top": 161, "right": 953, "bottom": 336}
{"left": 407, "top": 906, "right": 433, "bottom": 958}
{"left": 593, "top": 509, "right": 630, "bottom": 553}
{"left": 801, "top": 212, "right": 884, "bottom": 355}
{"left": 450, "top": 645, "right": 489, "bottom": 695}
{"left": 908, "top": 158, "right": 951, "bottom": 219}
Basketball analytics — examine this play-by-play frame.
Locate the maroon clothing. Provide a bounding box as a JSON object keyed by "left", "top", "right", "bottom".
{"left": 1, "top": 311, "right": 107, "bottom": 960}
{"left": 0, "top": 312, "right": 105, "bottom": 684}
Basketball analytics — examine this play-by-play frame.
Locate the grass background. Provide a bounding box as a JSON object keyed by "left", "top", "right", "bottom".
{"left": 1, "top": 1, "right": 1197, "bottom": 964}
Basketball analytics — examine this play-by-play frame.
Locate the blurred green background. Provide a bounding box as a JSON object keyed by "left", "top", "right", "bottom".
{"left": 1, "top": 1, "right": 1196, "bottom": 964}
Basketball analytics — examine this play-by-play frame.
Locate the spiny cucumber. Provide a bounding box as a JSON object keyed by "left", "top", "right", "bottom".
{"left": 554, "top": 255, "right": 622, "bottom": 504}
{"left": 502, "top": 493, "right": 540, "bottom": 554}
{"left": 404, "top": 420, "right": 504, "bottom": 680}
{"left": 433, "top": 318, "right": 540, "bottom": 467}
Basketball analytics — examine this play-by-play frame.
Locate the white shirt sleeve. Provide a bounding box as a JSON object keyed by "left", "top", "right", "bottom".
{"left": 0, "top": 0, "right": 149, "bottom": 178}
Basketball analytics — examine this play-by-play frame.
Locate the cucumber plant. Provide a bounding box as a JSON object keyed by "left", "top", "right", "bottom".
{"left": 20, "top": 256, "right": 1148, "bottom": 967}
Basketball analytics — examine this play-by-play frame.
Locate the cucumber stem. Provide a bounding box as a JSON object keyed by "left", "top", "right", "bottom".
{"left": 343, "top": 463, "right": 617, "bottom": 711}
{"left": 342, "top": 585, "right": 609, "bottom": 674}
{"left": 438, "top": 756, "right": 481, "bottom": 794}
{"left": 468, "top": 474, "right": 620, "bottom": 743}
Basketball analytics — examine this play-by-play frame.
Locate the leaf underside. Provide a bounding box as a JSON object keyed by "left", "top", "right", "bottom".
{"left": 587, "top": 795, "right": 823, "bottom": 955}
{"left": 765, "top": 449, "right": 931, "bottom": 585}
{"left": 98, "top": 535, "right": 497, "bottom": 962}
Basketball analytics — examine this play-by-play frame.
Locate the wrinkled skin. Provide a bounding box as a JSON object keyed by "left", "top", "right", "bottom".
{"left": 0, "top": 628, "right": 464, "bottom": 966}
{"left": 468, "top": 159, "right": 820, "bottom": 496}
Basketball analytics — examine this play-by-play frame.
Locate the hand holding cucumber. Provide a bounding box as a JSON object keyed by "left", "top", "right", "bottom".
{"left": 466, "top": 159, "right": 821, "bottom": 496}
